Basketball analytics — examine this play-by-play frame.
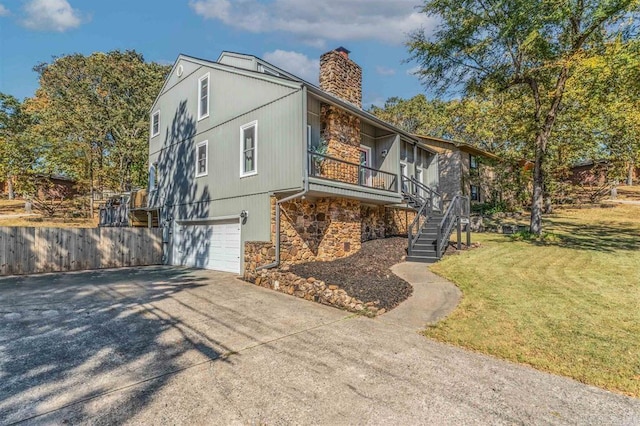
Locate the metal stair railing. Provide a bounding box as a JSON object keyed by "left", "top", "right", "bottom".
{"left": 403, "top": 176, "right": 442, "bottom": 257}
{"left": 436, "top": 195, "right": 471, "bottom": 258}
{"left": 409, "top": 177, "right": 443, "bottom": 212}
{"left": 407, "top": 191, "right": 432, "bottom": 257}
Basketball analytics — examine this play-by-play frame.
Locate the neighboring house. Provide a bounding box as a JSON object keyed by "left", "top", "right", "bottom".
{"left": 34, "top": 174, "right": 78, "bottom": 199}
{"left": 569, "top": 160, "right": 611, "bottom": 187}
{"left": 416, "top": 135, "right": 501, "bottom": 204}
{"left": 0, "top": 175, "right": 77, "bottom": 199}
{"left": 148, "top": 47, "right": 469, "bottom": 275}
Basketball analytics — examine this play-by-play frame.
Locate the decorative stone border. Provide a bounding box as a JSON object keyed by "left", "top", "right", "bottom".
{"left": 247, "top": 267, "right": 385, "bottom": 317}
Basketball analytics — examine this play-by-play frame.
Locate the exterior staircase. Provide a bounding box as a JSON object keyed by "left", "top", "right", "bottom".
{"left": 401, "top": 177, "right": 470, "bottom": 264}
{"left": 405, "top": 211, "right": 444, "bottom": 263}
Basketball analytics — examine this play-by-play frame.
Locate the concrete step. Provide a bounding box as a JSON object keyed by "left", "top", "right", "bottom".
{"left": 413, "top": 244, "right": 436, "bottom": 252}
{"left": 406, "top": 255, "right": 439, "bottom": 263}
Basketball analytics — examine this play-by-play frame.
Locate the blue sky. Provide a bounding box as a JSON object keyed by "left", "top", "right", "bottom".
{"left": 0, "top": 0, "right": 438, "bottom": 108}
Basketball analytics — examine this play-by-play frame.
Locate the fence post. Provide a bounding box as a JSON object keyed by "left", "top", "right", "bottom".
{"left": 456, "top": 198, "right": 462, "bottom": 251}
{"left": 466, "top": 197, "right": 471, "bottom": 247}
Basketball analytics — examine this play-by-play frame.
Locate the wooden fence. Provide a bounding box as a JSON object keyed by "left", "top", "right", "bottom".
{"left": 0, "top": 227, "right": 163, "bottom": 276}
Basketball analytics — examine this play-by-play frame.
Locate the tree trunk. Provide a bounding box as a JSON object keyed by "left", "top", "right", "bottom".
{"left": 627, "top": 162, "right": 634, "bottom": 186}
{"left": 530, "top": 133, "right": 545, "bottom": 235}
{"left": 7, "top": 176, "right": 14, "bottom": 200}
{"left": 528, "top": 66, "right": 570, "bottom": 235}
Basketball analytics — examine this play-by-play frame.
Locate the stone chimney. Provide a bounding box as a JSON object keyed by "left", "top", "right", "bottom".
{"left": 319, "top": 47, "right": 362, "bottom": 108}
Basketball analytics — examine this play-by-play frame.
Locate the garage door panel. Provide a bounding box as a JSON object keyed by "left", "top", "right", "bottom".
{"left": 173, "top": 219, "right": 241, "bottom": 274}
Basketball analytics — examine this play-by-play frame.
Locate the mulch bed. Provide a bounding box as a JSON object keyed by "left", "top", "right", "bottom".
{"left": 289, "top": 237, "right": 413, "bottom": 311}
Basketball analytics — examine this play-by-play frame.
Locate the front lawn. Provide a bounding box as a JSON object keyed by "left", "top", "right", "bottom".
{"left": 0, "top": 199, "right": 97, "bottom": 228}
{"left": 429, "top": 204, "right": 640, "bottom": 397}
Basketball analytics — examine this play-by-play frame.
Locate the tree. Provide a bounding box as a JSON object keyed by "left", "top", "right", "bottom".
{"left": 0, "top": 94, "right": 39, "bottom": 199}
{"left": 408, "top": 0, "right": 639, "bottom": 234}
{"left": 31, "top": 51, "right": 170, "bottom": 215}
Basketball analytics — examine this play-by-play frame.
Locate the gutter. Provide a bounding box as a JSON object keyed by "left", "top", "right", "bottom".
{"left": 257, "top": 86, "right": 309, "bottom": 271}
{"left": 255, "top": 183, "right": 309, "bottom": 271}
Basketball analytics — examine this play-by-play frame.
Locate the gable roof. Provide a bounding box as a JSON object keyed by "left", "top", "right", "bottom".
{"left": 415, "top": 134, "right": 501, "bottom": 161}
{"left": 149, "top": 53, "right": 303, "bottom": 113}
{"left": 151, "top": 51, "right": 431, "bottom": 146}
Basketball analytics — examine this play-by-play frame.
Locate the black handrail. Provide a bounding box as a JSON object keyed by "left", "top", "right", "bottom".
{"left": 436, "top": 195, "right": 470, "bottom": 258}
{"left": 308, "top": 151, "right": 398, "bottom": 192}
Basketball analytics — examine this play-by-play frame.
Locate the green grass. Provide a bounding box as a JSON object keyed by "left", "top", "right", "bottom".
{"left": 429, "top": 204, "right": 640, "bottom": 398}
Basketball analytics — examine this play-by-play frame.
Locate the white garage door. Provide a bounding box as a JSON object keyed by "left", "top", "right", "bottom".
{"left": 173, "top": 219, "right": 241, "bottom": 274}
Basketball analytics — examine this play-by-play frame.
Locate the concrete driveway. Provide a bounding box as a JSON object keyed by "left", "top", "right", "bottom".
{"left": 1, "top": 267, "right": 638, "bottom": 425}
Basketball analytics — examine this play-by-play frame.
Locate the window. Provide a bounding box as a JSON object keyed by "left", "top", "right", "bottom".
{"left": 195, "top": 140, "right": 208, "bottom": 177}
{"left": 470, "top": 154, "right": 479, "bottom": 170}
{"left": 149, "top": 164, "right": 157, "bottom": 191}
{"left": 470, "top": 185, "right": 480, "bottom": 201}
{"left": 151, "top": 111, "right": 160, "bottom": 137}
{"left": 240, "top": 121, "right": 258, "bottom": 177}
{"left": 307, "top": 124, "right": 312, "bottom": 150}
{"left": 198, "top": 73, "right": 210, "bottom": 120}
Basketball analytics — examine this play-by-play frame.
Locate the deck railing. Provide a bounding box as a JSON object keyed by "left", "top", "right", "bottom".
{"left": 308, "top": 151, "right": 398, "bottom": 192}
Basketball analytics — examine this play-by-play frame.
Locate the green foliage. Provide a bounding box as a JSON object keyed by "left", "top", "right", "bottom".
{"left": 30, "top": 50, "right": 170, "bottom": 193}
{"left": 471, "top": 200, "right": 509, "bottom": 215}
{"left": 0, "top": 94, "right": 42, "bottom": 196}
{"left": 408, "top": 0, "right": 639, "bottom": 234}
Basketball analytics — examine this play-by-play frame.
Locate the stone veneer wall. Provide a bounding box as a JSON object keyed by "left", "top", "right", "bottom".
{"left": 243, "top": 199, "right": 415, "bottom": 315}
{"left": 385, "top": 208, "right": 417, "bottom": 236}
{"left": 319, "top": 49, "right": 362, "bottom": 108}
{"left": 317, "top": 48, "right": 362, "bottom": 184}
{"left": 361, "top": 205, "right": 386, "bottom": 242}
{"left": 320, "top": 104, "right": 361, "bottom": 184}
{"left": 278, "top": 196, "right": 362, "bottom": 262}
{"left": 245, "top": 202, "right": 416, "bottom": 278}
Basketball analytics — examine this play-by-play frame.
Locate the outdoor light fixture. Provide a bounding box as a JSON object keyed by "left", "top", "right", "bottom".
{"left": 381, "top": 149, "right": 388, "bottom": 158}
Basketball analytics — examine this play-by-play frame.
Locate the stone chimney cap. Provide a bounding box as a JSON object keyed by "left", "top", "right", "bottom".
{"left": 335, "top": 46, "right": 351, "bottom": 56}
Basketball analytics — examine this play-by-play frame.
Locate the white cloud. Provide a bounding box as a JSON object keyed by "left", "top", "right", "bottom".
{"left": 376, "top": 66, "right": 396, "bottom": 76}
{"left": 22, "top": 0, "right": 82, "bottom": 32}
{"left": 189, "top": 0, "right": 436, "bottom": 45}
{"left": 0, "top": 4, "right": 10, "bottom": 16}
{"left": 263, "top": 50, "right": 320, "bottom": 83}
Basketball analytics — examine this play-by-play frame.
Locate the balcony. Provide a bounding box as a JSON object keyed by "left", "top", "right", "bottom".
{"left": 308, "top": 151, "right": 398, "bottom": 193}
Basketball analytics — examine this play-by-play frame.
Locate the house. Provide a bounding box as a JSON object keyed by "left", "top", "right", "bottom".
{"left": 568, "top": 160, "right": 611, "bottom": 187}
{"left": 416, "top": 135, "right": 501, "bottom": 204}
{"left": 148, "top": 47, "right": 470, "bottom": 276}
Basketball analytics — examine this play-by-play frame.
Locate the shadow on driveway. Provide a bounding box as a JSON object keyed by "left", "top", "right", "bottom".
{"left": 0, "top": 266, "right": 321, "bottom": 424}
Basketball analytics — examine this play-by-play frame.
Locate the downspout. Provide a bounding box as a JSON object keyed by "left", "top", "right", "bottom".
{"left": 257, "top": 86, "right": 309, "bottom": 271}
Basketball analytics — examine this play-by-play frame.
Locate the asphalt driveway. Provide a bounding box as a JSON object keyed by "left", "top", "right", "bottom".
{"left": 1, "top": 266, "right": 638, "bottom": 425}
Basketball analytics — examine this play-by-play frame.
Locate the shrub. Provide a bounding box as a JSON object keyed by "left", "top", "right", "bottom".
{"left": 471, "top": 200, "right": 510, "bottom": 215}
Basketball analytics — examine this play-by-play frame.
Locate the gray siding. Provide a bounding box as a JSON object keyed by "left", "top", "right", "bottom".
{"left": 218, "top": 54, "right": 258, "bottom": 71}
{"left": 438, "top": 148, "right": 462, "bottom": 201}
{"left": 150, "top": 59, "right": 306, "bottom": 270}
{"left": 150, "top": 58, "right": 302, "bottom": 158}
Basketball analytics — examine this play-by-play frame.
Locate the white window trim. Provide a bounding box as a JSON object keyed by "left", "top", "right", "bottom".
{"left": 240, "top": 120, "right": 258, "bottom": 178}
{"left": 197, "top": 73, "right": 210, "bottom": 121}
{"left": 195, "top": 140, "right": 209, "bottom": 178}
{"left": 151, "top": 110, "right": 160, "bottom": 137}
